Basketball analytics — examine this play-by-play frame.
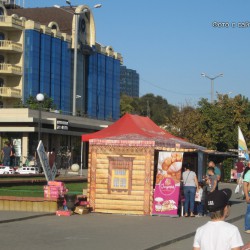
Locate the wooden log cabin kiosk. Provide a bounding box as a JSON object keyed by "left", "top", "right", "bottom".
{"left": 82, "top": 114, "right": 205, "bottom": 215}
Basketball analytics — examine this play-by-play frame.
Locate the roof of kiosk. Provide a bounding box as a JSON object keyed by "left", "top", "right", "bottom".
{"left": 82, "top": 114, "right": 206, "bottom": 150}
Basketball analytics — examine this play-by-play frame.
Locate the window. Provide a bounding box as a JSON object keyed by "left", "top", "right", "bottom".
{"left": 108, "top": 156, "right": 134, "bottom": 194}
{"left": 51, "top": 24, "right": 57, "bottom": 30}
{"left": 0, "top": 78, "right": 4, "bottom": 87}
{"left": 0, "top": 32, "right": 5, "bottom": 40}
{"left": 111, "top": 169, "right": 129, "bottom": 189}
{"left": 0, "top": 55, "right": 4, "bottom": 63}
{"left": 0, "top": 8, "right": 4, "bottom": 16}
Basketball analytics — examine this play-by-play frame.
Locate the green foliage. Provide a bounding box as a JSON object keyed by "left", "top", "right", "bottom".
{"left": 222, "top": 158, "right": 235, "bottom": 181}
{"left": 120, "top": 92, "right": 250, "bottom": 153}
{"left": 166, "top": 94, "right": 250, "bottom": 152}
{"left": 19, "top": 94, "right": 57, "bottom": 110}
{"left": 120, "top": 94, "right": 175, "bottom": 125}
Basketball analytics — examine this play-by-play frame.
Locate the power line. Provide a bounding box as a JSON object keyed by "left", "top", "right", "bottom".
{"left": 140, "top": 77, "right": 209, "bottom": 96}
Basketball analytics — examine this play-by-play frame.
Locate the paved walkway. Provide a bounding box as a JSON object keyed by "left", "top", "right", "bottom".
{"left": 0, "top": 182, "right": 248, "bottom": 250}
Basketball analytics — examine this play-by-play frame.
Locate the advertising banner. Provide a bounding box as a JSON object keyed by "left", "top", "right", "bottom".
{"left": 152, "top": 152, "right": 183, "bottom": 216}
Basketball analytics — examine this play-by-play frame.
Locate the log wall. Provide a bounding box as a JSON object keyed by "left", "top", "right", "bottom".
{"left": 87, "top": 144, "right": 154, "bottom": 215}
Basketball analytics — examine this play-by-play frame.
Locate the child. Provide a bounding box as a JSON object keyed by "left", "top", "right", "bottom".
{"left": 193, "top": 189, "right": 245, "bottom": 250}
{"left": 195, "top": 182, "right": 204, "bottom": 217}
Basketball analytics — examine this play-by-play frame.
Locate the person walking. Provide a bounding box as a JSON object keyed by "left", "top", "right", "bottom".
{"left": 1, "top": 141, "right": 11, "bottom": 166}
{"left": 243, "top": 161, "right": 250, "bottom": 233}
{"left": 182, "top": 163, "right": 199, "bottom": 217}
{"left": 193, "top": 189, "right": 245, "bottom": 250}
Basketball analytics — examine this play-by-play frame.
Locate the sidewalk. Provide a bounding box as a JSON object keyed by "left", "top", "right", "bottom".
{"left": 0, "top": 182, "right": 248, "bottom": 250}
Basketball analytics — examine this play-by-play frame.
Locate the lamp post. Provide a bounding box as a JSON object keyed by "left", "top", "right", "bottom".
{"left": 36, "top": 93, "right": 45, "bottom": 142}
{"left": 59, "top": 0, "right": 102, "bottom": 116}
{"left": 201, "top": 73, "right": 223, "bottom": 103}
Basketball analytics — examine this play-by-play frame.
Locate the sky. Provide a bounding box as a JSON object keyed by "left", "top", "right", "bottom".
{"left": 19, "top": 0, "right": 250, "bottom": 106}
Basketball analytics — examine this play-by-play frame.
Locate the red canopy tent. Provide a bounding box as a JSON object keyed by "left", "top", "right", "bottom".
{"left": 82, "top": 113, "right": 182, "bottom": 142}
{"left": 82, "top": 113, "right": 205, "bottom": 150}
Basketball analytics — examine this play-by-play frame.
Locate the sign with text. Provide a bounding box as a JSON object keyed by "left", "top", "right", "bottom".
{"left": 152, "top": 152, "right": 183, "bottom": 216}
{"left": 37, "top": 141, "right": 57, "bottom": 182}
{"left": 56, "top": 119, "right": 69, "bottom": 130}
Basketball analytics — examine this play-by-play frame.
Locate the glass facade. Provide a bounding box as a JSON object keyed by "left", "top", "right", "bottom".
{"left": 112, "top": 59, "right": 120, "bottom": 121}
{"left": 50, "top": 37, "right": 62, "bottom": 109}
{"left": 24, "top": 30, "right": 121, "bottom": 120}
{"left": 24, "top": 30, "right": 71, "bottom": 114}
{"left": 24, "top": 30, "right": 40, "bottom": 98}
{"left": 97, "top": 53, "right": 105, "bottom": 120}
{"left": 120, "top": 65, "right": 140, "bottom": 98}
{"left": 60, "top": 42, "right": 71, "bottom": 114}
{"left": 40, "top": 34, "right": 51, "bottom": 95}
{"left": 86, "top": 52, "right": 120, "bottom": 121}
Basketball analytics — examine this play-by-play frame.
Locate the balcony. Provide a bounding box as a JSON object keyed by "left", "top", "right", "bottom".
{"left": 0, "top": 63, "right": 22, "bottom": 75}
{"left": 0, "top": 40, "right": 22, "bottom": 53}
{"left": 0, "top": 16, "right": 24, "bottom": 30}
{"left": 0, "top": 87, "right": 21, "bottom": 98}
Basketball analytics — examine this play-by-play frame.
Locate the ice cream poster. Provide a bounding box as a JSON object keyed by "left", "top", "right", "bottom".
{"left": 152, "top": 152, "right": 183, "bottom": 216}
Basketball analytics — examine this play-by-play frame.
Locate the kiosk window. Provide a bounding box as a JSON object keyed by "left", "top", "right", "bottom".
{"left": 108, "top": 157, "right": 133, "bottom": 194}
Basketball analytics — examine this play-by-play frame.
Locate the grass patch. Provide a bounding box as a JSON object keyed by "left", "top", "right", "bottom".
{"left": 0, "top": 182, "right": 87, "bottom": 197}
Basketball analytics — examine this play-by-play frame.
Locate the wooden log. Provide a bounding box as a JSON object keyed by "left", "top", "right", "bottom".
{"left": 94, "top": 203, "right": 143, "bottom": 211}
{"left": 95, "top": 184, "right": 109, "bottom": 189}
{"left": 93, "top": 209, "right": 144, "bottom": 215}
{"left": 131, "top": 180, "right": 145, "bottom": 186}
{"left": 96, "top": 179, "right": 108, "bottom": 185}
{"left": 96, "top": 159, "right": 109, "bottom": 164}
{"left": 132, "top": 170, "right": 146, "bottom": 176}
{"left": 95, "top": 194, "right": 144, "bottom": 201}
{"left": 94, "top": 189, "right": 109, "bottom": 194}
{"left": 91, "top": 189, "right": 146, "bottom": 196}
{"left": 95, "top": 169, "right": 109, "bottom": 175}
{"left": 96, "top": 164, "right": 109, "bottom": 169}
{"left": 95, "top": 199, "right": 144, "bottom": 206}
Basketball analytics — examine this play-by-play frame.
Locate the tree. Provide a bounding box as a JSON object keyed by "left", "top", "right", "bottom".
{"left": 120, "top": 93, "right": 175, "bottom": 125}
{"left": 165, "top": 94, "right": 250, "bottom": 152}
{"left": 19, "top": 94, "right": 57, "bottom": 110}
{"left": 120, "top": 94, "right": 139, "bottom": 116}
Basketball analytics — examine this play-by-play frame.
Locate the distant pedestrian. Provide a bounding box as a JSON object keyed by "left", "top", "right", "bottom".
{"left": 1, "top": 141, "right": 11, "bottom": 166}
{"left": 207, "top": 161, "right": 221, "bottom": 190}
{"left": 66, "top": 149, "right": 72, "bottom": 169}
{"left": 182, "top": 163, "right": 199, "bottom": 217}
{"left": 236, "top": 159, "right": 245, "bottom": 178}
{"left": 10, "top": 143, "right": 16, "bottom": 167}
{"left": 49, "top": 148, "right": 56, "bottom": 168}
{"left": 243, "top": 161, "right": 250, "bottom": 234}
{"left": 193, "top": 189, "right": 244, "bottom": 250}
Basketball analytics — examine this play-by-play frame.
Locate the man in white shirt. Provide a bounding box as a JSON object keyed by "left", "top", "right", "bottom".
{"left": 193, "top": 189, "right": 244, "bottom": 250}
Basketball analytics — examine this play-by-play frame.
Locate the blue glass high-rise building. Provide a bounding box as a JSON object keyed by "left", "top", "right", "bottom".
{"left": 120, "top": 65, "right": 139, "bottom": 98}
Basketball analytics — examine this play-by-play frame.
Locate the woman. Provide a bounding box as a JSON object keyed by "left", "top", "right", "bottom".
{"left": 182, "top": 163, "right": 199, "bottom": 217}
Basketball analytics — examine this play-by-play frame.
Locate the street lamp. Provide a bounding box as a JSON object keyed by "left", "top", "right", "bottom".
{"left": 201, "top": 72, "right": 223, "bottom": 103}
{"left": 36, "top": 93, "right": 45, "bottom": 142}
{"left": 54, "top": 1, "right": 102, "bottom": 116}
